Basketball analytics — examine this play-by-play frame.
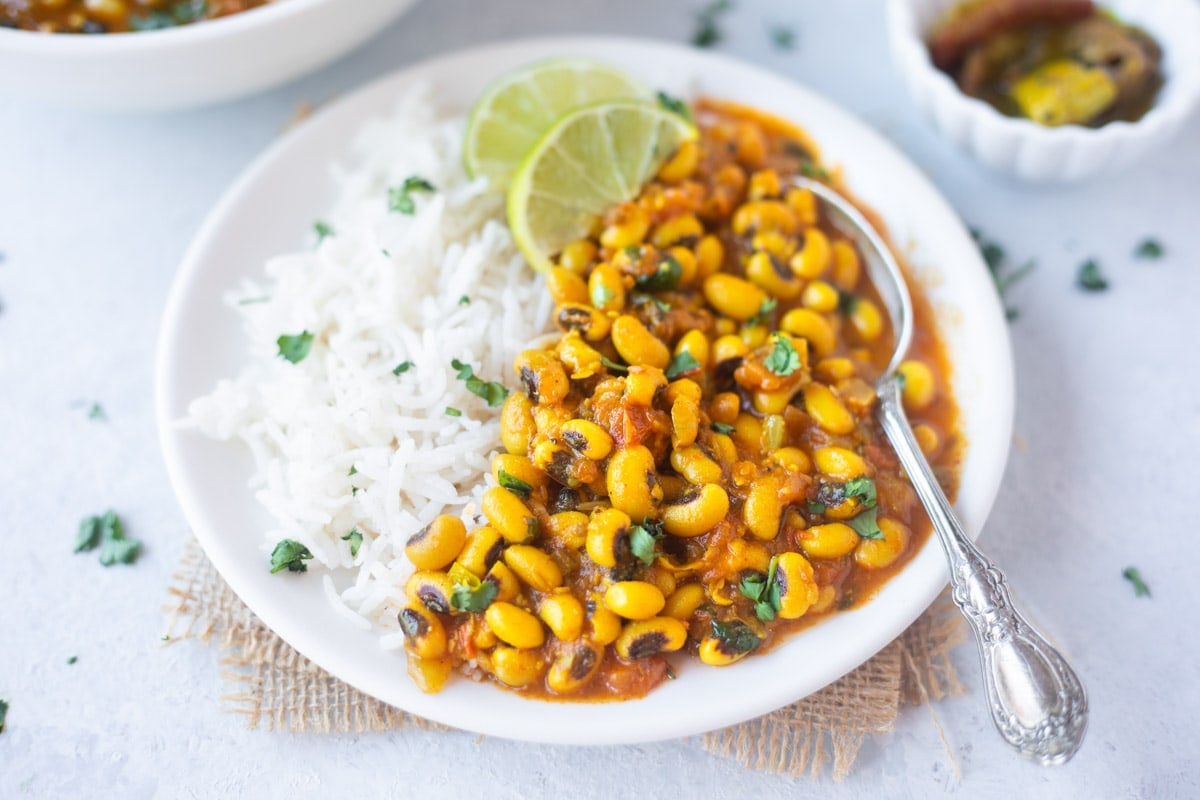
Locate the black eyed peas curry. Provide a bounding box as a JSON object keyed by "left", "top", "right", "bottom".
{"left": 0, "top": 0, "right": 272, "bottom": 33}
{"left": 398, "top": 99, "right": 962, "bottom": 700}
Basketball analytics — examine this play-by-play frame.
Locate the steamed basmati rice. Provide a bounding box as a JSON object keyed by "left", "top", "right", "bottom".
{"left": 187, "top": 86, "right": 553, "bottom": 640}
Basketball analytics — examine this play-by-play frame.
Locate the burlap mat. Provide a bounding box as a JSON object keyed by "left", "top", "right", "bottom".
{"left": 163, "top": 539, "right": 966, "bottom": 780}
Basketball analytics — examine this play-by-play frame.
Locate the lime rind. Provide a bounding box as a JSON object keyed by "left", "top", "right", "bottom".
{"left": 507, "top": 99, "right": 698, "bottom": 273}
{"left": 464, "top": 57, "right": 648, "bottom": 189}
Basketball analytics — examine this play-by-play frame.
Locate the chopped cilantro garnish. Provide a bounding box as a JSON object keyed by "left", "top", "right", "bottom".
{"left": 458, "top": 295, "right": 470, "bottom": 306}
{"left": 629, "top": 520, "right": 665, "bottom": 566}
{"left": 388, "top": 176, "right": 435, "bottom": 215}
{"left": 450, "top": 358, "right": 509, "bottom": 407}
{"left": 806, "top": 500, "right": 826, "bottom": 516}
{"left": 799, "top": 160, "right": 830, "bottom": 180}
{"left": 236, "top": 296, "right": 270, "bottom": 305}
{"left": 846, "top": 506, "right": 884, "bottom": 540}
{"left": 665, "top": 351, "right": 701, "bottom": 380}
{"left": 270, "top": 539, "right": 313, "bottom": 574}
{"left": 342, "top": 528, "right": 363, "bottom": 558}
{"left": 276, "top": 331, "right": 314, "bottom": 364}
{"left": 738, "top": 556, "right": 782, "bottom": 622}
{"left": 86, "top": 403, "right": 105, "bottom": 421}
{"left": 656, "top": 91, "right": 692, "bottom": 122}
{"left": 710, "top": 618, "right": 760, "bottom": 654}
{"left": 498, "top": 469, "right": 533, "bottom": 499}
{"left": 844, "top": 476, "right": 877, "bottom": 508}
{"left": 747, "top": 297, "right": 777, "bottom": 328}
{"left": 75, "top": 511, "right": 141, "bottom": 566}
{"left": 634, "top": 255, "right": 683, "bottom": 291}
{"left": 392, "top": 360, "right": 413, "bottom": 375}
{"left": 601, "top": 356, "right": 629, "bottom": 374}
{"left": 770, "top": 24, "right": 795, "bottom": 50}
{"left": 711, "top": 422, "right": 736, "bottom": 435}
{"left": 445, "top": 406, "right": 462, "bottom": 417}
{"left": 1077, "top": 258, "right": 1108, "bottom": 292}
{"left": 692, "top": 0, "right": 733, "bottom": 47}
{"left": 970, "top": 228, "right": 1034, "bottom": 320}
{"left": 1122, "top": 566, "right": 1150, "bottom": 598}
{"left": 314, "top": 221, "right": 334, "bottom": 241}
{"left": 0, "top": 698, "right": 7, "bottom": 734}
{"left": 450, "top": 577, "right": 499, "bottom": 613}
{"left": 592, "top": 284, "right": 615, "bottom": 307}
{"left": 67, "top": 656, "right": 77, "bottom": 665}
{"left": 1134, "top": 239, "right": 1163, "bottom": 260}
{"left": 763, "top": 333, "right": 801, "bottom": 376}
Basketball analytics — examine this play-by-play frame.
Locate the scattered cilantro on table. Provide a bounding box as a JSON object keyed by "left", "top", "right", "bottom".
{"left": 75, "top": 510, "right": 142, "bottom": 566}
{"left": 1122, "top": 566, "right": 1150, "bottom": 598}
{"left": 269, "top": 539, "right": 313, "bottom": 574}
{"left": 692, "top": 0, "right": 733, "bottom": 48}
{"left": 970, "top": 228, "right": 1035, "bottom": 320}
{"left": 313, "top": 220, "right": 334, "bottom": 242}
{"left": 1077, "top": 258, "right": 1108, "bottom": 292}
{"left": 1134, "top": 239, "right": 1163, "bottom": 260}
{"left": 769, "top": 25, "right": 795, "bottom": 50}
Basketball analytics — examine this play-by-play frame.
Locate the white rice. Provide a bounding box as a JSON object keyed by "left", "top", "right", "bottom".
{"left": 187, "top": 86, "right": 553, "bottom": 638}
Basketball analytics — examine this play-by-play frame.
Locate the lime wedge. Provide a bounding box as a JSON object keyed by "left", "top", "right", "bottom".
{"left": 464, "top": 58, "right": 648, "bottom": 190}
{"left": 507, "top": 100, "right": 698, "bottom": 272}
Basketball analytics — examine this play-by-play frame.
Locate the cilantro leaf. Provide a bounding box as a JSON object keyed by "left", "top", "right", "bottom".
{"left": 806, "top": 500, "right": 827, "bottom": 515}
{"left": 843, "top": 476, "right": 877, "bottom": 509}
{"left": 1077, "top": 258, "right": 1108, "bottom": 292}
{"left": 445, "top": 406, "right": 462, "bottom": 417}
{"left": 76, "top": 511, "right": 142, "bottom": 566}
{"left": 1134, "top": 239, "right": 1163, "bottom": 260}
{"left": 392, "top": 360, "right": 413, "bottom": 375}
{"left": 458, "top": 295, "right": 470, "bottom": 306}
{"left": 629, "top": 521, "right": 664, "bottom": 566}
{"left": 692, "top": 0, "right": 733, "bottom": 48}
{"left": 314, "top": 221, "right": 334, "bottom": 241}
{"left": 770, "top": 25, "right": 795, "bottom": 50}
{"left": 1122, "top": 566, "right": 1150, "bottom": 598}
{"left": 592, "top": 283, "right": 615, "bottom": 307}
{"left": 388, "top": 176, "right": 436, "bottom": 215}
{"left": 276, "top": 331, "right": 314, "bottom": 364}
{"left": 656, "top": 90, "right": 692, "bottom": 123}
{"left": 634, "top": 255, "right": 683, "bottom": 291}
{"left": 711, "top": 422, "right": 736, "bottom": 435}
{"left": 971, "top": 228, "right": 1034, "bottom": 320}
{"left": 747, "top": 297, "right": 777, "bottom": 328}
{"left": 846, "top": 506, "right": 884, "bottom": 540}
{"left": 498, "top": 469, "right": 533, "bottom": 499}
{"left": 710, "top": 618, "right": 761, "bottom": 654}
{"left": 270, "top": 539, "right": 313, "bottom": 574}
{"left": 763, "top": 334, "right": 801, "bottom": 376}
{"left": 665, "top": 351, "right": 701, "bottom": 380}
{"left": 67, "top": 656, "right": 77, "bottom": 665}
{"left": 799, "top": 160, "right": 830, "bottom": 180}
{"left": 342, "top": 528, "right": 363, "bottom": 558}
{"left": 87, "top": 403, "right": 106, "bottom": 421}
{"left": 449, "top": 359, "right": 509, "bottom": 407}
{"left": 450, "top": 579, "right": 499, "bottom": 613}
{"left": 737, "top": 557, "right": 781, "bottom": 622}
{"left": 0, "top": 698, "right": 7, "bottom": 734}
{"left": 601, "top": 356, "right": 629, "bottom": 375}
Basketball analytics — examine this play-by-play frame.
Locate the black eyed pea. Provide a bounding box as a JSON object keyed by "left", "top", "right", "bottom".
{"left": 405, "top": 570, "right": 456, "bottom": 615}
{"left": 514, "top": 349, "right": 570, "bottom": 405}
{"left": 651, "top": 213, "right": 704, "bottom": 249}
{"left": 599, "top": 204, "right": 651, "bottom": 250}
{"left": 813, "top": 446, "right": 868, "bottom": 481}
{"left": 503, "top": 544, "right": 563, "bottom": 592}
{"left": 405, "top": 514, "right": 467, "bottom": 570}
{"left": 614, "top": 616, "right": 689, "bottom": 660}
{"left": 623, "top": 365, "right": 668, "bottom": 406}
{"left": 547, "top": 266, "right": 590, "bottom": 305}
{"left": 789, "top": 227, "right": 831, "bottom": 279}
{"left": 482, "top": 486, "right": 538, "bottom": 544}
{"left": 832, "top": 240, "right": 862, "bottom": 291}
{"left": 698, "top": 635, "right": 753, "bottom": 666}
{"left": 556, "top": 330, "right": 605, "bottom": 379}
{"left": 455, "top": 525, "right": 505, "bottom": 578}
{"left": 606, "top": 445, "right": 661, "bottom": 521}
{"left": 694, "top": 234, "right": 725, "bottom": 278}
{"left": 743, "top": 475, "right": 783, "bottom": 540}
{"left": 499, "top": 392, "right": 537, "bottom": 456}
{"left": 745, "top": 250, "right": 802, "bottom": 300}
{"left": 774, "top": 552, "right": 820, "bottom": 620}
{"left": 398, "top": 604, "right": 448, "bottom": 660}
{"left": 491, "top": 453, "right": 548, "bottom": 496}
{"left": 585, "top": 507, "right": 632, "bottom": 568}
{"left": 780, "top": 307, "right": 836, "bottom": 357}
{"left": 662, "top": 583, "right": 707, "bottom": 620}
{"left": 670, "top": 445, "right": 723, "bottom": 485}
{"left": 554, "top": 302, "right": 612, "bottom": 342}
{"left": 588, "top": 262, "right": 626, "bottom": 312}
{"left": 559, "top": 418, "right": 614, "bottom": 461}
{"left": 538, "top": 592, "right": 585, "bottom": 641}
{"left": 406, "top": 653, "right": 453, "bottom": 694}
{"left": 588, "top": 596, "right": 623, "bottom": 645}
{"left": 547, "top": 640, "right": 604, "bottom": 694}
{"left": 484, "top": 601, "right": 546, "bottom": 649}
{"left": 732, "top": 200, "right": 799, "bottom": 237}
{"left": 489, "top": 646, "right": 546, "bottom": 688}
{"left": 803, "top": 383, "right": 856, "bottom": 435}
{"left": 849, "top": 297, "right": 884, "bottom": 341}
{"left": 611, "top": 314, "right": 671, "bottom": 370}
{"left": 854, "top": 517, "right": 910, "bottom": 569}
{"left": 559, "top": 238, "right": 598, "bottom": 274}
{"left": 897, "top": 359, "right": 936, "bottom": 410}
{"left": 484, "top": 560, "right": 522, "bottom": 602}
{"left": 662, "top": 483, "right": 730, "bottom": 537}
{"left": 544, "top": 510, "right": 589, "bottom": 551}
{"left": 702, "top": 273, "right": 768, "bottom": 321}
{"left": 798, "top": 522, "right": 859, "bottom": 560}
{"left": 604, "top": 580, "right": 667, "bottom": 620}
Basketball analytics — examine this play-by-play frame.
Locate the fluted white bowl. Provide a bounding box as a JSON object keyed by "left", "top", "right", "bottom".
{"left": 887, "top": 0, "right": 1200, "bottom": 182}
{"left": 0, "top": 0, "right": 419, "bottom": 111}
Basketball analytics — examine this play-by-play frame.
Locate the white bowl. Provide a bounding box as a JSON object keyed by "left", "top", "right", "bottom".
{"left": 887, "top": 0, "right": 1200, "bottom": 182}
{"left": 0, "top": 0, "right": 419, "bottom": 111}
{"left": 156, "top": 36, "right": 1015, "bottom": 744}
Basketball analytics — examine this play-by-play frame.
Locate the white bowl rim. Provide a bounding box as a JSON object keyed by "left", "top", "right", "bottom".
{"left": 0, "top": 0, "right": 341, "bottom": 50}
{"left": 887, "top": 0, "right": 1200, "bottom": 145}
{"left": 154, "top": 34, "right": 1015, "bottom": 745}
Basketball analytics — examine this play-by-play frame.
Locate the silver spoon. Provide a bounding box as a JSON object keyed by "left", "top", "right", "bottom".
{"left": 792, "top": 176, "right": 1088, "bottom": 765}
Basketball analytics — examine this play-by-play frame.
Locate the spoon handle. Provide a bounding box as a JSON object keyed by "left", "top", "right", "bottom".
{"left": 875, "top": 379, "right": 1088, "bottom": 765}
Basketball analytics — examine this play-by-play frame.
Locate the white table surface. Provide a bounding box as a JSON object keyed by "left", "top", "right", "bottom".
{"left": 1, "top": 0, "right": 1197, "bottom": 797}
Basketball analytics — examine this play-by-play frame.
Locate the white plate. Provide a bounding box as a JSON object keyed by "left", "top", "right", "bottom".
{"left": 156, "top": 36, "right": 1014, "bottom": 745}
